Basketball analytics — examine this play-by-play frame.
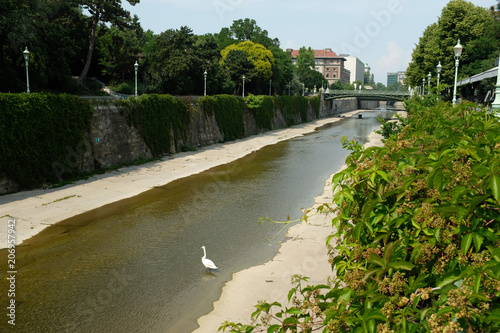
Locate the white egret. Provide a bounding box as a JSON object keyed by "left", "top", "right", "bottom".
{"left": 201, "top": 246, "right": 218, "bottom": 271}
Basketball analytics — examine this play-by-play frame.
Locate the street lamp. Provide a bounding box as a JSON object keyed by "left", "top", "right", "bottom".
{"left": 134, "top": 61, "right": 138, "bottom": 97}
{"left": 302, "top": 83, "right": 305, "bottom": 96}
{"left": 452, "top": 38, "right": 463, "bottom": 106}
{"left": 242, "top": 75, "right": 245, "bottom": 98}
{"left": 204, "top": 71, "right": 207, "bottom": 96}
{"left": 436, "top": 62, "right": 442, "bottom": 91}
{"left": 23, "top": 47, "right": 30, "bottom": 94}
{"left": 428, "top": 72, "right": 431, "bottom": 92}
{"left": 422, "top": 77, "right": 425, "bottom": 96}
{"left": 491, "top": 52, "right": 500, "bottom": 112}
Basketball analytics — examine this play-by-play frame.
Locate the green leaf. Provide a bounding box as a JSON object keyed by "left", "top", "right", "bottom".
{"left": 376, "top": 170, "right": 389, "bottom": 182}
{"left": 474, "top": 273, "right": 481, "bottom": 293}
{"left": 338, "top": 289, "right": 352, "bottom": 303}
{"left": 485, "top": 309, "right": 500, "bottom": 323}
{"left": 387, "top": 261, "right": 415, "bottom": 271}
{"left": 286, "top": 308, "right": 302, "bottom": 315}
{"left": 490, "top": 173, "right": 500, "bottom": 204}
{"left": 365, "top": 309, "right": 386, "bottom": 321}
{"left": 461, "top": 233, "right": 473, "bottom": 255}
{"left": 282, "top": 317, "right": 299, "bottom": 326}
{"left": 267, "top": 325, "right": 281, "bottom": 333}
{"left": 436, "top": 271, "right": 461, "bottom": 288}
{"left": 369, "top": 254, "right": 385, "bottom": 268}
{"left": 472, "top": 233, "right": 484, "bottom": 253}
{"left": 436, "top": 306, "right": 453, "bottom": 317}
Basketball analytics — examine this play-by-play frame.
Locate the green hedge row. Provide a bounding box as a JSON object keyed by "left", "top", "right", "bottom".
{"left": 0, "top": 93, "right": 320, "bottom": 190}
{"left": 0, "top": 93, "right": 93, "bottom": 188}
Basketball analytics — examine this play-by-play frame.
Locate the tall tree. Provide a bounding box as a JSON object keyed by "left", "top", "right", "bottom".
{"left": 406, "top": 0, "right": 498, "bottom": 88}
{"left": 97, "top": 24, "right": 140, "bottom": 82}
{"left": 0, "top": 0, "right": 88, "bottom": 92}
{"left": 294, "top": 47, "right": 322, "bottom": 89}
{"left": 77, "top": 0, "right": 139, "bottom": 84}
{"left": 220, "top": 41, "right": 275, "bottom": 95}
{"left": 221, "top": 41, "right": 275, "bottom": 80}
{"left": 296, "top": 46, "right": 315, "bottom": 70}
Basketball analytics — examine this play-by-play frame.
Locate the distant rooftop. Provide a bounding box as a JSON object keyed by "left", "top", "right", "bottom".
{"left": 288, "top": 48, "right": 345, "bottom": 59}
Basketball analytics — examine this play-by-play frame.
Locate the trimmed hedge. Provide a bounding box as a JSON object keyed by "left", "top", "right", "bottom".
{"left": 0, "top": 93, "right": 93, "bottom": 188}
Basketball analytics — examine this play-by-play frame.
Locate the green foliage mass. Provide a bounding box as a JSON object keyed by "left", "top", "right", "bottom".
{"left": 0, "top": 93, "right": 93, "bottom": 188}
{"left": 276, "top": 96, "right": 309, "bottom": 125}
{"left": 246, "top": 94, "right": 275, "bottom": 130}
{"left": 221, "top": 41, "right": 275, "bottom": 80}
{"left": 221, "top": 99, "right": 500, "bottom": 332}
{"left": 199, "top": 95, "right": 245, "bottom": 141}
{"left": 309, "top": 95, "right": 320, "bottom": 119}
{"left": 122, "top": 94, "right": 192, "bottom": 156}
{"left": 406, "top": 0, "right": 499, "bottom": 89}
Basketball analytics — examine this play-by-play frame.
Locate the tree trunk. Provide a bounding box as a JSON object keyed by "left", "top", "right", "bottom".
{"left": 77, "top": 10, "right": 100, "bottom": 84}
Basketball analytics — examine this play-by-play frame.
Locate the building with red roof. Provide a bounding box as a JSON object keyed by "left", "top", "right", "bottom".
{"left": 287, "top": 48, "right": 351, "bottom": 87}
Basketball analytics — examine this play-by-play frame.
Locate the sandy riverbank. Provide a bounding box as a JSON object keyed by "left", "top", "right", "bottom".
{"left": 0, "top": 110, "right": 370, "bottom": 249}
{"left": 191, "top": 127, "right": 386, "bottom": 333}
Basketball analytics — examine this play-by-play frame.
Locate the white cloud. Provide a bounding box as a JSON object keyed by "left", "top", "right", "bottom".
{"left": 373, "top": 41, "right": 412, "bottom": 83}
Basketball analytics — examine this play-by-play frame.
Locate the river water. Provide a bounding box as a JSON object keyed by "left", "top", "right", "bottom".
{"left": 0, "top": 109, "right": 394, "bottom": 333}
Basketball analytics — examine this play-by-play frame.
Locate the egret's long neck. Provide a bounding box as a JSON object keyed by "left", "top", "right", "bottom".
{"left": 202, "top": 247, "right": 207, "bottom": 259}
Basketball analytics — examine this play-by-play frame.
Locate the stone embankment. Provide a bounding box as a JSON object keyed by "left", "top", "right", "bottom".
{"left": 0, "top": 96, "right": 378, "bottom": 194}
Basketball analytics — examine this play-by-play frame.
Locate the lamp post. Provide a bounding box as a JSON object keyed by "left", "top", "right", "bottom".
{"left": 437, "top": 62, "right": 442, "bottom": 92}
{"left": 422, "top": 77, "right": 425, "bottom": 96}
{"left": 269, "top": 79, "right": 272, "bottom": 96}
{"left": 134, "top": 61, "right": 138, "bottom": 97}
{"left": 491, "top": 52, "right": 500, "bottom": 113}
{"left": 242, "top": 75, "right": 245, "bottom": 98}
{"left": 452, "top": 39, "right": 463, "bottom": 106}
{"left": 302, "top": 83, "right": 305, "bottom": 96}
{"left": 204, "top": 71, "right": 207, "bottom": 96}
{"left": 23, "top": 47, "right": 30, "bottom": 94}
{"left": 428, "top": 72, "right": 431, "bottom": 92}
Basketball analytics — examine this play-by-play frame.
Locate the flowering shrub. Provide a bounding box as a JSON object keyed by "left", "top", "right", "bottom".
{"left": 221, "top": 100, "right": 500, "bottom": 332}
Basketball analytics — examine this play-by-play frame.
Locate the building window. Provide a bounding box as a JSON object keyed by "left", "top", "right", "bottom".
{"left": 326, "top": 73, "right": 330, "bottom": 78}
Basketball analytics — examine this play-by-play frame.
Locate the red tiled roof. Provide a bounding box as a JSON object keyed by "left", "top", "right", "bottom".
{"left": 289, "top": 49, "right": 342, "bottom": 58}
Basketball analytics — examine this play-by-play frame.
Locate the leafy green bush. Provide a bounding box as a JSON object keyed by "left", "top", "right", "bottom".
{"left": 221, "top": 100, "right": 500, "bottom": 332}
{"left": 375, "top": 113, "right": 408, "bottom": 140}
{"left": 0, "top": 93, "right": 93, "bottom": 188}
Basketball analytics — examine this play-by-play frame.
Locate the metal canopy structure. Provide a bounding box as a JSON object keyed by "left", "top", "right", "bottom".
{"left": 457, "top": 66, "right": 498, "bottom": 86}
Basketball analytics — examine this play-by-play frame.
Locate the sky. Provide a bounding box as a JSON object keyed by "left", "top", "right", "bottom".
{"left": 122, "top": 0, "right": 497, "bottom": 85}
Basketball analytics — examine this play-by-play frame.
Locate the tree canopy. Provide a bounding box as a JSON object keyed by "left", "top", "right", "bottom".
{"left": 406, "top": 0, "right": 499, "bottom": 90}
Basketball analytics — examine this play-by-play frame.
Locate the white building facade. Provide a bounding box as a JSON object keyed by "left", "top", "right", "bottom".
{"left": 340, "top": 54, "right": 365, "bottom": 84}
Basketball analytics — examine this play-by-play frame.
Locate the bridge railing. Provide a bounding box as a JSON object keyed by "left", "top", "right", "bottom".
{"left": 324, "top": 90, "right": 410, "bottom": 101}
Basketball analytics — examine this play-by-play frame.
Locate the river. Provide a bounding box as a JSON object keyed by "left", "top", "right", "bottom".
{"left": 0, "top": 109, "right": 394, "bottom": 333}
